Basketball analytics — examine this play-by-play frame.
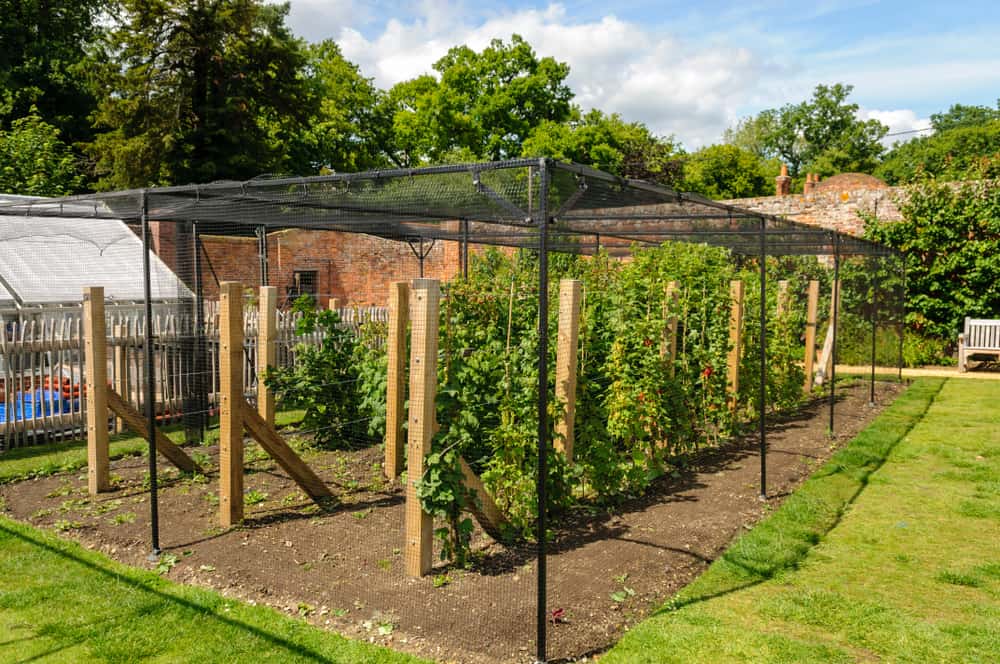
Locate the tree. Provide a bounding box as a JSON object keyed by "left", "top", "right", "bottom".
{"left": 87, "top": 0, "right": 315, "bottom": 189}
{"left": 0, "top": 109, "right": 83, "bottom": 195}
{"left": 0, "top": 0, "right": 104, "bottom": 146}
{"left": 931, "top": 101, "right": 1000, "bottom": 132}
{"left": 876, "top": 117, "right": 1000, "bottom": 185}
{"left": 865, "top": 172, "right": 1000, "bottom": 339}
{"left": 681, "top": 144, "right": 778, "bottom": 199}
{"left": 522, "top": 109, "right": 684, "bottom": 187}
{"left": 725, "top": 83, "right": 887, "bottom": 179}
{"left": 380, "top": 35, "right": 573, "bottom": 165}
{"left": 290, "top": 40, "right": 389, "bottom": 174}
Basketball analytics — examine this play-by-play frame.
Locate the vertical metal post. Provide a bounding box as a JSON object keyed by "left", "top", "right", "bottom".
{"left": 829, "top": 235, "right": 841, "bottom": 436}
{"left": 461, "top": 219, "right": 469, "bottom": 279}
{"left": 535, "top": 159, "right": 550, "bottom": 664}
{"left": 192, "top": 222, "right": 206, "bottom": 437}
{"left": 869, "top": 258, "right": 878, "bottom": 406}
{"left": 257, "top": 226, "right": 269, "bottom": 286}
{"left": 897, "top": 259, "right": 906, "bottom": 382}
{"left": 758, "top": 218, "right": 767, "bottom": 499}
{"left": 140, "top": 192, "right": 160, "bottom": 556}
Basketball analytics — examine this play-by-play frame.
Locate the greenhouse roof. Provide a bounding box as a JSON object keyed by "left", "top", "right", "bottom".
{"left": 0, "top": 196, "right": 191, "bottom": 306}
{"left": 0, "top": 159, "right": 893, "bottom": 258}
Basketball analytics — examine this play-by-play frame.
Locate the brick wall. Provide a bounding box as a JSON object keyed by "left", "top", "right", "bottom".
{"left": 192, "top": 227, "right": 462, "bottom": 306}
{"left": 722, "top": 185, "right": 906, "bottom": 238}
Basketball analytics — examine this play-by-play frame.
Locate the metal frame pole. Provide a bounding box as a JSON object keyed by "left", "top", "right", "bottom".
{"left": 829, "top": 235, "right": 841, "bottom": 436}
{"left": 257, "top": 225, "right": 269, "bottom": 286}
{"left": 193, "top": 221, "right": 206, "bottom": 437}
{"left": 869, "top": 257, "right": 878, "bottom": 406}
{"left": 535, "top": 159, "right": 550, "bottom": 663}
{"left": 461, "top": 219, "right": 469, "bottom": 279}
{"left": 897, "top": 259, "right": 906, "bottom": 382}
{"left": 140, "top": 192, "right": 160, "bottom": 556}
{"left": 758, "top": 217, "right": 767, "bottom": 499}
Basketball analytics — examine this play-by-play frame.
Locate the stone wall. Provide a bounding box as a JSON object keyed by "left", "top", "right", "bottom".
{"left": 721, "top": 185, "right": 906, "bottom": 238}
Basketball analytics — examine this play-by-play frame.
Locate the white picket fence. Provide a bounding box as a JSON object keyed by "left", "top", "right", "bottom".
{"left": 0, "top": 304, "right": 387, "bottom": 450}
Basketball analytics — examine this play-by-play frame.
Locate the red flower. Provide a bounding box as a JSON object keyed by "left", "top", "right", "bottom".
{"left": 643, "top": 338, "right": 653, "bottom": 347}
{"left": 550, "top": 608, "right": 566, "bottom": 624}
{"left": 702, "top": 366, "right": 713, "bottom": 378}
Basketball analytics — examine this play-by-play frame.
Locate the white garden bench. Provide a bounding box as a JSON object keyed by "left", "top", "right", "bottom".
{"left": 958, "top": 318, "right": 1000, "bottom": 371}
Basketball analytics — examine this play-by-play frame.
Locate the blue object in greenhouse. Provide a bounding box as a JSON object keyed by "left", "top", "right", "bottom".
{"left": 0, "top": 389, "right": 79, "bottom": 422}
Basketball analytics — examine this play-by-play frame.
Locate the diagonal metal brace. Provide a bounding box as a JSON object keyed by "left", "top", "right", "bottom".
{"left": 472, "top": 170, "right": 531, "bottom": 223}
{"left": 553, "top": 175, "right": 588, "bottom": 219}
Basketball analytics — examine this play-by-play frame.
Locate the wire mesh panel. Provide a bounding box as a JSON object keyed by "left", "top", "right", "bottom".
{"left": 0, "top": 160, "right": 903, "bottom": 662}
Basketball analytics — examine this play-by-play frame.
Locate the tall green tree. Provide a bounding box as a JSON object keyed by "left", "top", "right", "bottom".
{"left": 725, "top": 83, "right": 887, "bottom": 179}
{"left": 865, "top": 169, "right": 1000, "bottom": 338}
{"left": 0, "top": 109, "right": 83, "bottom": 195}
{"left": 380, "top": 35, "right": 573, "bottom": 166}
{"left": 876, "top": 102, "right": 1000, "bottom": 184}
{"left": 0, "top": 0, "right": 104, "bottom": 146}
{"left": 87, "top": 0, "right": 314, "bottom": 189}
{"left": 681, "top": 144, "right": 778, "bottom": 199}
{"left": 290, "top": 40, "right": 389, "bottom": 174}
{"left": 522, "top": 109, "right": 684, "bottom": 187}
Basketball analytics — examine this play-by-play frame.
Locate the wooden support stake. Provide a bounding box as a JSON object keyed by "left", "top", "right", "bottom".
{"left": 113, "top": 322, "right": 128, "bottom": 432}
{"left": 83, "top": 287, "right": 109, "bottom": 495}
{"left": 328, "top": 298, "right": 340, "bottom": 312}
{"left": 106, "top": 390, "right": 199, "bottom": 473}
{"left": 405, "top": 279, "right": 440, "bottom": 577}
{"left": 815, "top": 280, "right": 841, "bottom": 386}
{"left": 661, "top": 281, "right": 680, "bottom": 377}
{"left": 776, "top": 280, "right": 790, "bottom": 318}
{"left": 803, "top": 280, "right": 819, "bottom": 393}
{"left": 241, "top": 403, "right": 332, "bottom": 501}
{"left": 727, "top": 280, "right": 744, "bottom": 410}
{"left": 219, "top": 281, "right": 244, "bottom": 527}
{"left": 385, "top": 282, "right": 409, "bottom": 480}
{"left": 554, "top": 279, "right": 582, "bottom": 462}
{"left": 458, "top": 457, "right": 511, "bottom": 541}
{"left": 257, "top": 286, "right": 277, "bottom": 427}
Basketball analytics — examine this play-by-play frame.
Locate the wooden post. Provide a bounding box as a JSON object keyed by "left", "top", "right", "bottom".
{"left": 219, "top": 281, "right": 244, "bottom": 527}
{"left": 661, "top": 281, "right": 680, "bottom": 377}
{"left": 113, "top": 322, "right": 128, "bottom": 432}
{"left": 83, "top": 287, "right": 109, "bottom": 495}
{"left": 328, "top": 298, "right": 340, "bottom": 312}
{"left": 405, "top": 279, "right": 440, "bottom": 577}
{"left": 814, "top": 279, "right": 841, "bottom": 386}
{"left": 803, "top": 280, "right": 819, "bottom": 392}
{"left": 727, "top": 280, "right": 744, "bottom": 410}
{"left": 257, "top": 286, "right": 277, "bottom": 427}
{"left": 554, "top": 279, "right": 582, "bottom": 462}
{"left": 385, "top": 282, "right": 409, "bottom": 480}
{"left": 776, "top": 280, "right": 790, "bottom": 318}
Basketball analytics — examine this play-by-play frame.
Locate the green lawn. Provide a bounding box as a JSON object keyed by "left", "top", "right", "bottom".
{"left": 0, "top": 515, "right": 424, "bottom": 663}
{"left": 605, "top": 377, "right": 1000, "bottom": 663}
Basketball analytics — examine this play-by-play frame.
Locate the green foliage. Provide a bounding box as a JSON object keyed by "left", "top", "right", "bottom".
{"left": 522, "top": 109, "right": 684, "bottom": 188}
{"left": 0, "top": 0, "right": 103, "bottom": 146}
{"left": 87, "top": 0, "right": 314, "bottom": 189}
{"left": 264, "top": 297, "right": 363, "bottom": 448}
{"left": 864, "top": 178, "right": 1000, "bottom": 339}
{"left": 0, "top": 109, "right": 83, "bottom": 195}
{"left": 291, "top": 40, "right": 390, "bottom": 174}
{"left": 930, "top": 101, "right": 1000, "bottom": 133}
{"left": 876, "top": 120, "right": 1000, "bottom": 184}
{"left": 681, "top": 144, "right": 778, "bottom": 199}
{"left": 380, "top": 35, "right": 573, "bottom": 165}
{"left": 725, "top": 83, "right": 887, "bottom": 179}
{"left": 406, "top": 246, "right": 814, "bottom": 565}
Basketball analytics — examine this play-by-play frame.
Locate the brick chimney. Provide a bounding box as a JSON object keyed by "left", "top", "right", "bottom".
{"left": 775, "top": 163, "right": 791, "bottom": 196}
{"left": 803, "top": 172, "right": 817, "bottom": 195}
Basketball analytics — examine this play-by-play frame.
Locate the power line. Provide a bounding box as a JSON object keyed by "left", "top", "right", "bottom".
{"left": 885, "top": 126, "right": 934, "bottom": 137}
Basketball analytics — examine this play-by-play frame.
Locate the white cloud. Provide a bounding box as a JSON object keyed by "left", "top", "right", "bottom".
{"left": 859, "top": 108, "right": 932, "bottom": 147}
{"left": 328, "top": 3, "right": 787, "bottom": 148}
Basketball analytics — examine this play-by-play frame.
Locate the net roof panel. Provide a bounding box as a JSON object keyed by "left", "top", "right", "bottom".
{"left": 0, "top": 197, "right": 191, "bottom": 305}
{"left": 0, "top": 159, "right": 894, "bottom": 257}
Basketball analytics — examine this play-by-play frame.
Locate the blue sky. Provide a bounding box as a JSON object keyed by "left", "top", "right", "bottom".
{"left": 280, "top": 0, "right": 1000, "bottom": 148}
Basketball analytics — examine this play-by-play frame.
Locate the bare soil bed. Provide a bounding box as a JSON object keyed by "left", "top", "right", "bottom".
{"left": 0, "top": 380, "right": 903, "bottom": 663}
